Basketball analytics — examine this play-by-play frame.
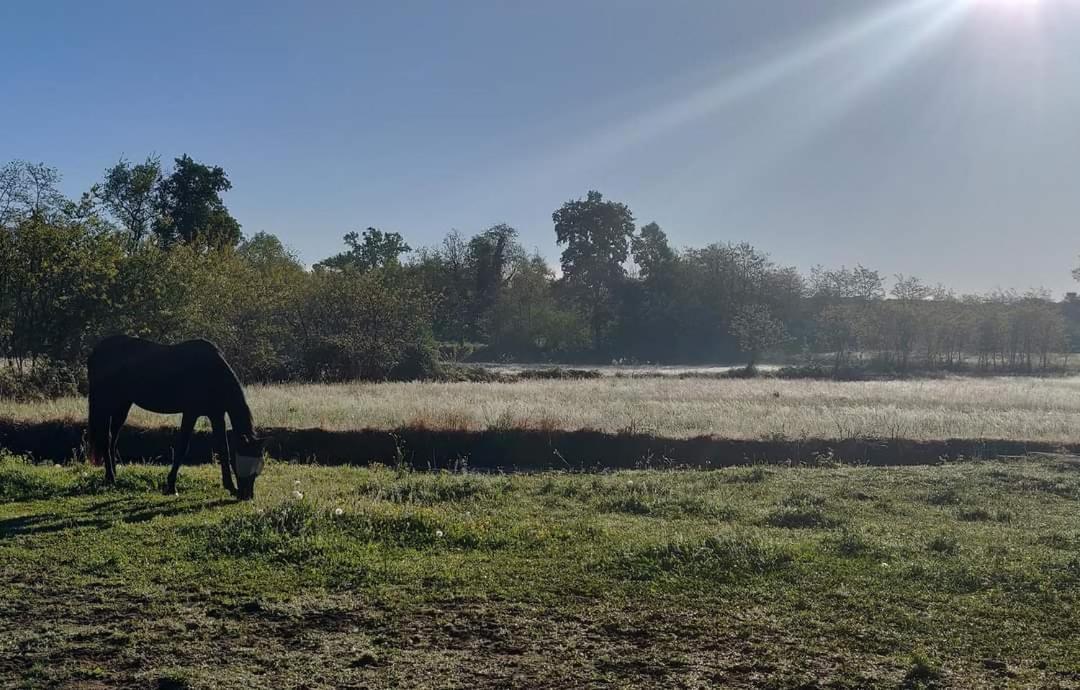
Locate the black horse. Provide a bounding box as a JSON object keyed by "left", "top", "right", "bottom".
{"left": 87, "top": 335, "right": 264, "bottom": 499}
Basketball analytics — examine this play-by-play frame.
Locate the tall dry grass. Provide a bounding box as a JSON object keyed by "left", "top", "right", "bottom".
{"left": 3, "top": 375, "right": 1080, "bottom": 442}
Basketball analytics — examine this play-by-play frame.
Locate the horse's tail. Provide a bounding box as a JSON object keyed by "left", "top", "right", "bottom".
{"left": 87, "top": 391, "right": 104, "bottom": 466}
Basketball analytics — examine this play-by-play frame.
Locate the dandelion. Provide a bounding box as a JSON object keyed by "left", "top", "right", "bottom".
{"left": 880, "top": 562, "right": 890, "bottom": 568}
{"left": 627, "top": 480, "right": 634, "bottom": 486}
{"left": 293, "top": 479, "right": 301, "bottom": 487}
{"left": 292, "top": 490, "right": 304, "bottom": 500}
{"left": 334, "top": 508, "right": 344, "bottom": 517}
{"left": 435, "top": 529, "right": 444, "bottom": 538}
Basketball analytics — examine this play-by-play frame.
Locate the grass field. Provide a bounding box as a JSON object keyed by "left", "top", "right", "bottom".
{"left": 5, "top": 375, "right": 1080, "bottom": 443}
{"left": 2, "top": 452, "right": 1080, "bottom": 688}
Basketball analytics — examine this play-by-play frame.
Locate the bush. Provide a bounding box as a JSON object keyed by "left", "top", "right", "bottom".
{"left": 0, "top": 359, "right": 85, "bottom": 401}
{"left": 516, "top": 367, "right": 601, "bottom": 381}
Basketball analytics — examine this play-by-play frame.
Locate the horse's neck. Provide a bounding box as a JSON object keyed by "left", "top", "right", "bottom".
{"left": 225, "top": 389, "right": 255, "bottom": 436}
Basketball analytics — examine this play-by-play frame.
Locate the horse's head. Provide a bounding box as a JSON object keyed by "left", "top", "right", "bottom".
{"left": 234, "top": 433, "right": 266, "bottom": 501}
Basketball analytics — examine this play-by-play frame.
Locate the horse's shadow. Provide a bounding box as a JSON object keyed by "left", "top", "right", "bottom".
{"left": 0, "top": 496, "right": 233, "bottom": 539}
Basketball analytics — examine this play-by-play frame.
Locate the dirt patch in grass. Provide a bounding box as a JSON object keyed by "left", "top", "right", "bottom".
{"left": 0, "top": 576, "right": 916, "bottom": 689}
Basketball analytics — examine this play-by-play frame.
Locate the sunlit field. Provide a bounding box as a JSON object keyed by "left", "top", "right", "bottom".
{"left": 2, "top": 452, "right": 1078, "bottom": 687}
{"left": 6, "top": 375, "right": 1080, "bottom": 443}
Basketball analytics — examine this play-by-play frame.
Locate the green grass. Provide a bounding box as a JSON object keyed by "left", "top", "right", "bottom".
{"left": 2, "top": 452, "right": 1080, "bottom": 687}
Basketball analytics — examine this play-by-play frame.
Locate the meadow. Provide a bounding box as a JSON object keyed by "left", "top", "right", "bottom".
{"left": 5, "top": 375, "right": 1080, "bottom": 443}
{"left": 2, "top": 452, "right": 1079, "bottom": 688}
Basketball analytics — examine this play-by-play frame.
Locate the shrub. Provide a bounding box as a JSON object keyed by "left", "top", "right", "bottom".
{"left": 0, "top": 358, "right": 84, "bottom": 401}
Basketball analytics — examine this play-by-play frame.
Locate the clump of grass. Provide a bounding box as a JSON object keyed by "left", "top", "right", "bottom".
{"left": 596, "top": 494, "right": 652, "bottom": 515}
{"left": 957, "top": 507, "right": 1011, "bottom": 523}
{"left": 766, "top": 507, "right": 841, "bottom": 529}
{"left": 828, "top": 529, "right": 878, "bottom": 558}
{"left": 956, "top": 508, "right": 991, "bottom": 522}
{"left": 927, "top": 534, "right": 959, "bottom": 556}
{"left": 616, "top": 533, "right": 793, "bottom": 582}
{"left": 1036, "top": 531, "right": 1078, "bottom": 549}
{"left": 780, "top": 492, "right": 826, "bottom": 508}
{"left": 356, "top": 469, "right": 503, "bottom": 505}
{"left": 902, "top": 652, "right": 943, "bottom": 688}
{"left": 204, "top": 500, "right": 323, "bottom": 559}
{"left": 725, "top": 466, "right": 772, "bottom": 484}
{"left": 766, "top": 492, "right": 840, "bottom": 529}
{"left": 927, "top": 487, "right": 962, "bottom": 506}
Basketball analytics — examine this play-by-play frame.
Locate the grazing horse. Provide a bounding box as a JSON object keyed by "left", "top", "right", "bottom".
{"left": 87, "top": 335, "right": 265, "bottom": 499}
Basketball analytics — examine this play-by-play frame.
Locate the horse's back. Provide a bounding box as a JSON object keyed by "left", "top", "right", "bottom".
{"left": 88, "top": 336, "right": 234, "bottom": 413}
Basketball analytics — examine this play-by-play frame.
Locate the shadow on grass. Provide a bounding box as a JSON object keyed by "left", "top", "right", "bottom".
{"left": 0, "top": 497, "right": 233, "bottom": 539}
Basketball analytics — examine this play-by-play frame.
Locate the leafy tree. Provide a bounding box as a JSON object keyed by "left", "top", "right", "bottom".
{"left": 0, "top": 161, "right": 68, "bottom": 227}
{"left": 154, "top": 155, "right": 241, "bottom": 249}
{"left": 317, "top": 227, "right": 411, "bottom": 272}
{"left": 729, "top": 304, "right": 788, "bottom": 370}
{"left": 631, "top": 222, "right": 676, "bottom": 283}
{"left": 295, "top": 268, "right": 435, "bottom": 380}
{"left": 552, "top": 191, "right": 635, "bottom": 343}
{"left": 1, "top": 216, "right": 123, "bottom": 365}
{"left": 97, "top": 155, "right": 162, "bottom": 250}
{"left": 468, "top": 223, "right": 523, "bottom": 338}
{"left": 489, "top": 253, "right": 590, "bottom": 357}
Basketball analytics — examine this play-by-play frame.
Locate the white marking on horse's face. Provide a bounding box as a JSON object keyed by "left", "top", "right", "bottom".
{"left": 235, "top": 454, "right": 265, "bottom": 479}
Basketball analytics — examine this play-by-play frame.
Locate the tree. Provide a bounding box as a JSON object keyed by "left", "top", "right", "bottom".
{"left": 468, "top": 223, "right": 523, "bottom": 338}
{"left": 554, "top": 191, "right": 634, "bottom": 290}
{"left": 317, "top": 227, "right": 411, "bottom": 272}
{"left": 809, "top": 264, "right": 884, "bottom": 301}
{"left": 729, "top": 304, "right": 787, "bottom": 370}
{"left": 631, "top": 222, "right": 676, "bottom": 283}
{"left": 489, "top": 253, "right": 590, "bottom": 357}
{"left": 98, "top": 155, "right": 162, "bottom": 250}
{"left": 154, "top": 155, "right": 241, "bottom": 248}
{"left": 0, "top": 161, "right": 68, "bottom": 227}
{"left": 552, "top": 191, "right": 635, "bottom": 343}
{"left": 295, "top": 268, "right": 435, "bottom": 380}
{"left": 1, "top": 216, "right": 123, "bottom": 365}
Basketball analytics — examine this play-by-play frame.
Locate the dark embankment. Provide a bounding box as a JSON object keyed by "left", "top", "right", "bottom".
{"left": 1, "top": 419, "right": 1075, "bottom": 470}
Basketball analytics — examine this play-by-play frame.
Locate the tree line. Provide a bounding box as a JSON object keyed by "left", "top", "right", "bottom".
{"left": 1, "top": 156, "right": 1075, "bottom": 396}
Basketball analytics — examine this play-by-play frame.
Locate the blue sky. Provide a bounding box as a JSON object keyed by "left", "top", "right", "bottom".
{"left": 3, "top": 0, "right": 1080, "bottom": 294}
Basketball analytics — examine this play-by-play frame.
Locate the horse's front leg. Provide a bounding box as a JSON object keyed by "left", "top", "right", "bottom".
{"left": 165, "top": 413, "right": 196, "bottom": 495}
{"left": 211, "top": 415, "right": 238, "bottom": 497}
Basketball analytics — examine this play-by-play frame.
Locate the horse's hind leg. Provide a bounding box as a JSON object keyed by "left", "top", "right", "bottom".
{"left": 165, "top": 412, "right": 196, "bottom": 495}
{"left": 88, "top": 393, "right": 113, "bottom": 482}
{"left": 108, "top": 403, "right": 132, "bottom": 471}
{"left": 211, "top": 414, "right": 238, "bottom": 497}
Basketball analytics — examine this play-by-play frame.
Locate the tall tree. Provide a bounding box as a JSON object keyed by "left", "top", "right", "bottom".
{"left": 98, "top": 155, "right": 162, "bottom": 250}
{"left": 631, "top": 222, "right": 675, "bottom": 283}
{"left": 552, "top": 191, "right": 635, "bottom": 343}
{"left": 469, "top": 223, "right": 523, "bottom": 337}
{"left": 316, "top": 227, "right": 411, "bottom": 272}
{"left": 154, "top": 155, "right": 241, "bottom": 249}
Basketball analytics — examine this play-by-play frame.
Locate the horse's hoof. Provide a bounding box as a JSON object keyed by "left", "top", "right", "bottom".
{"left": 162, "top": 486, "right": 177, "bottom": 496}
